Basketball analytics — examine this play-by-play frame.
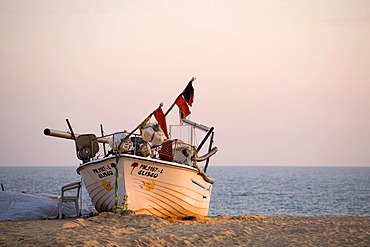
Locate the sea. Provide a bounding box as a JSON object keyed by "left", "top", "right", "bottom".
{"left": 1, "top": 166, "right": 369, "bottom": 217}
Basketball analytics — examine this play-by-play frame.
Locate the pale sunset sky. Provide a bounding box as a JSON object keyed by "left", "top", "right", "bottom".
{"left": 1, "top": 1, "right": 369, "bottom": 167}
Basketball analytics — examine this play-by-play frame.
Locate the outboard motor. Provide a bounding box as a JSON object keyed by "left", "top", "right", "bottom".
{"left": 65, "top": 119, "right": 99, "bottom": 163}
{"left": 75, "top": 134, "right": 99, "bottom": 163}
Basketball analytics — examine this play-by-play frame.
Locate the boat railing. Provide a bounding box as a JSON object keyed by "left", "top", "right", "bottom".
{"left": 89, "top": 131, "right": 140, "bottom": 160}
{"left": 89, "top": 133, "right": 198, "bottom": 167}
{"left": 158, "top": 139, "right": 197, "bottom": 166}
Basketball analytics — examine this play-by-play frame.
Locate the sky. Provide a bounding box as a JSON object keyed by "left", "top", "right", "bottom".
{"left": 1, "top": 0, "right": 370, "bottom": 167}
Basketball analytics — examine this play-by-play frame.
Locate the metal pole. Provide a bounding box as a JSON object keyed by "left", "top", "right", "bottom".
{"left": 100, "top": 124, "right": 106, "bottom": 156}
{"left": 203, "top": 131, "right": 214, "bottom": 173}
{"left": 197, "top": 127, "right": 214, "bottom": 152}
{"left": 66, "top": 119, "right": 76, "bottom": 140}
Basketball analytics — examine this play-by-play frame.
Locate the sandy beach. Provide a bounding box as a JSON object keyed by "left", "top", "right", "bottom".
{"left": 0, "top": 212, "right": 369, "bottom": 246}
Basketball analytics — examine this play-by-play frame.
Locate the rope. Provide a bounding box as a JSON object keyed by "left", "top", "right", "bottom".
{"left": 79, "top": 178, "right": 83, "bottom": 216}
{"left": 114, "top": 153, "right": 120, "bottom": 211}
{"left": 114, "top": 152, "right": 127, "bottom": 213}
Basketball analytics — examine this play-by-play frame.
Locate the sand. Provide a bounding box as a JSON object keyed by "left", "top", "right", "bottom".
{"left": 0, "top": 212, "right": 369, "bottom": 246}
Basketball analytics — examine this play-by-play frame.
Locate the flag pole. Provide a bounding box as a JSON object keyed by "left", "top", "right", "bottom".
{"left": 129, "top": 102, "right": 163, "bottom": 137}
{"left": 164, "top": 77, "right": 196, "bottom": 117}
{"left": 117, "top": 103, "right": 163, "bottom": 150}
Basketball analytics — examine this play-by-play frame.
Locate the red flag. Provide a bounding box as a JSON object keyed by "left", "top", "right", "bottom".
{"left": 175, "top": 95, "right": 191, "bottom": 118}
{"left": 154, "top": 107, "right": 169, "bottom": 138}
{"left": 182, "top": 81, "right": 194, "bottom": 106}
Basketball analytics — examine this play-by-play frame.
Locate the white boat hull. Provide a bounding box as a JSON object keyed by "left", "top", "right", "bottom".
{"left": 77, "top": 154, "right": 212, "bottom": 218}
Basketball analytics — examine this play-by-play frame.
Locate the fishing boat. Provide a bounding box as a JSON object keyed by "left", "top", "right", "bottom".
{"left": 44, "top": 78, "right": 218, "bottom": 219}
